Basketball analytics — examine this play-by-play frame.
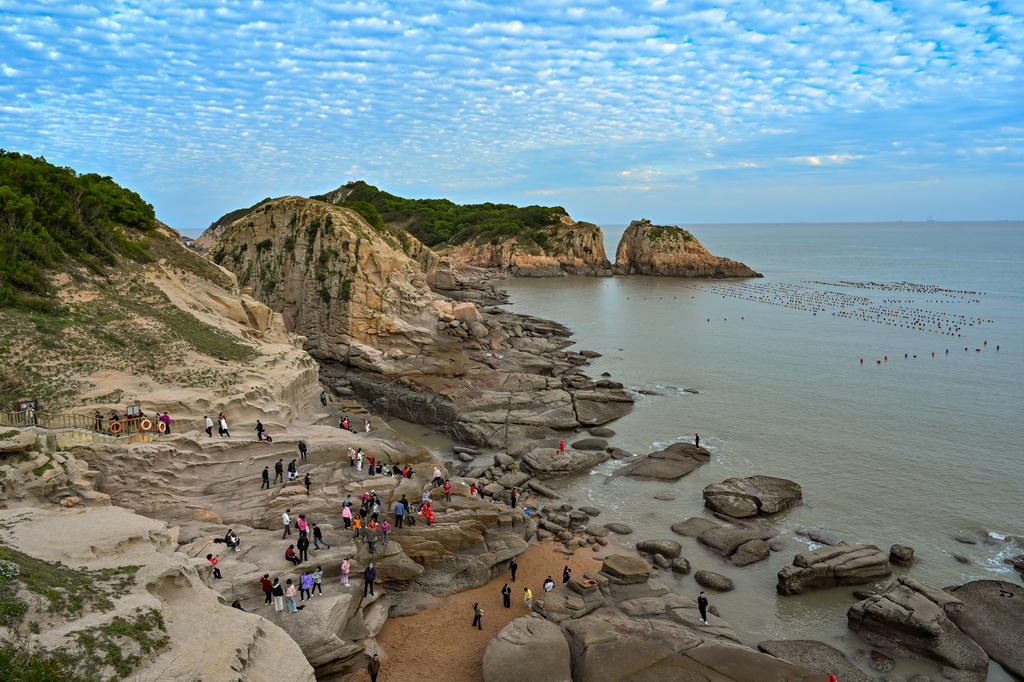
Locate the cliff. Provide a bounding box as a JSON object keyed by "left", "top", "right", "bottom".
{"left": 441, "top": 216, "right": 613, "bottom": 277}
{"left": 613, "top": 219, "right": 761, "bottom": 278}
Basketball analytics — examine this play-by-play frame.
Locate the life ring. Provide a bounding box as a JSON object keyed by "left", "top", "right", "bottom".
{"left": 109, "top": 422, "right": 122, "bottom": 434}
{"left": 139, "top": 419, "right": 152, "bottom": 432}
{"left": 156, "top": 421, "right": 166, "bottom": 433}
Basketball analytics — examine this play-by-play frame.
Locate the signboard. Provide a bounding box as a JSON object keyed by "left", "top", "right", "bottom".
{"left": 125, "top": 404, "right": 141, "bottom": 417}
{"left": 18, "top": 399, "right": 37, "bottom": 411}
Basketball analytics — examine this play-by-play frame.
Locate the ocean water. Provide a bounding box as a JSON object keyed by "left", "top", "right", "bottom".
{"left": 498, "top": 222, "right": 1024, "bottom": 679}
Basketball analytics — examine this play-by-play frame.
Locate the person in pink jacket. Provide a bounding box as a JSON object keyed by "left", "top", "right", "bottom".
{"left": 342, "top": 505, "right": 353, "bottom": 530}
{"left": 340, "top": 557, "right": 351, "bottom": 586}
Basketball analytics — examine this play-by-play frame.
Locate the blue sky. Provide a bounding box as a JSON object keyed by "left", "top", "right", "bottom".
{"left": 2, "top": 0, "right": 1022, "bottom": 234}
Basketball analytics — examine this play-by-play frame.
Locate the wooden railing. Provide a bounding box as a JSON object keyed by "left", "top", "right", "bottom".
{"left": 0, "top": 410, "right": 164, "bottom": 437}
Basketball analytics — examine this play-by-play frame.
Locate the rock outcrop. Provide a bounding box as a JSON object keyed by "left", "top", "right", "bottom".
{"left": 777, "top": 541, "right": 892, "bottom": 595}
{"left": 606, "top": 441, "right": 709, "bottom": 481}
{"left": 944, "top": 580, "right": 1024, "bottom": 679}
{"left": 521, "top": 446, "right": 610, "bottom": 480}
{"left": 703, "top": 475, "right": 803, "bottom": 517}
{"left": 613, "top": 219, "right": 760, "bottom": 278}
{"left": 848, "top": 577, "right": 989, "bottom": 681}
{"left": 482, "top": 615, "right": 573, "bottom": 682}
{"left": 442, "top": 218, "right": 613, "bottom": 277}
{"left": 757, "top": 640, "right": 872, "bottom": 682}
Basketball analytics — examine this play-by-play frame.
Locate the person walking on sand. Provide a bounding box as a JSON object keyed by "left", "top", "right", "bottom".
{"left": 363, "top": 563, "right": 376, "bottom": 597}
{"left": 472, "top": 602, "right": 483, "bottom": 630}
{"left": 501, "top": 583, "right": 511, "bottom": 608}
{"left": 509, "top": 559, "right": 518, "bottom": 582}
{"left": 697, "top": 591, "right": 709, "bottom": 623}
{"left": 563, "top": 566, "right": 571, "bottom": 583}
{"left": 271, "top": 578, "right": 284, "bottom": 612}
{"left": 340, "top": 557, "right": 351, "bottom": 586}
{"left": 274, "top": 459, "right": 284, "bottom": 484}
{"left": 695, "top": 433, "right": 700, "bottom": 449}
{"left": 367, "top": 654, "right": 381, "bottom": 682}
{"left": 204, "top": 415, "right": 214, "bottom": 437}
{"left": 523, "top": 587, "right": 532, "bottom": 609}
{"left": 260, "top": 574, "right": 273, "bottom": 604}
{"left": 261, "top": 466, "right": 270, "bottom": 489}
{"left": 298, "top": 440, "right": 308, "bottom": 460}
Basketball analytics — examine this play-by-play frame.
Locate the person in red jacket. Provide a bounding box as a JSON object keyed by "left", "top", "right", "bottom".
{"left": 206, "top": 553, "right": 222, "bottom": 579}
{"left": 260, "top": 573, "right": 273, "bottom": 604}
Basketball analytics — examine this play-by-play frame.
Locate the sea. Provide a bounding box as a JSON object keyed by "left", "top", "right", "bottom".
{"left": 490, "top": 221, "right": 1024, "bottom": 680}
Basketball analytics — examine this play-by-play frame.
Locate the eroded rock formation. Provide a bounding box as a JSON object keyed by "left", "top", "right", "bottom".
{"left": 777, "top": 541, "right": 892, "bottom": 595}
{"left": 613, "top": 219, "right": 761, "bottom": 277}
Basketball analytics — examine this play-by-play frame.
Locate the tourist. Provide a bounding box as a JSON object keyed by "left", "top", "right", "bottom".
{"left": 341, "top": 557, "right": 351, "bottom": 586}
{"left": 543, "top": 576, "right": 555, "bottom": 592}
{"left": 204, "top": 415, "right": 214, "bottom": 437}
{"left": 284, "top": 579, "right": 298, "bottom": 613}
{"left": 94, "top": 411, "right": 104, "bottom": 432}
{"left": 393, "top": 496, "right": 405, "bottom": 528}
{"left": 501, "top": 583, "right": 511, "bottom": 608}
{"left": 255, "top": 420, "right": 265, "bottom": 440}
{"left": 356, "top": 449, "right": 363, "bottom": 470}
{"left": 364, "top": 419, "right": 371, "bottom": 432}
{"left": 697, "top": 591, "right": 708, "bottom": 623}
{"left": 312, "top": 566, "right": 323, "bottom": 595}
{"left": 348, "top": 447, "right": 356, "bottom": 466}
{"left": 282, "top": 509, "right": 291, "bottom": 538}
{"left": 261, "top": 466, "right": 270, "bottom": 489}
{"left": 523, "top": 587, "right": 532, "bottom": 608}
{"left": 271, "top": 578, "right": 284, "bottom": 612}
{"left": 471, "top": 602, "right": 483, "bottom": 630}
{"left": 562, "top": 565, "right": 571, "bottom": 583}
{"left": 274, "top": 459, "right": 284, "bottom": 484}
{"left": 366, "top": 456, "right": 375, "bottom": 477}
{"left": 371, "top": 500, "right": 380, "bottom": 523}
{"left": 340, "top": 416, "right": 350, "bottom": 431}
{"left": 363, "top": 563, "right": 376, "bottom": 596}
{"left": 364, "top": 522, "right": 377, "bottom": 555}
{"left": 695, "top": 433, "right": 700, "bottom": 449}
{"left": 218, "top": 413, "right": 230, "bottom": 437}
{"left": 432, "top": 468, "right": 443, "bottom": 486}
{"left": 443, "top": 479, "right": 451, "bottom": 502}
{"left": 510, "top": 459, "right": 518, "bottom": 474}
{"left": 287, "top": 459, "right": 297, "bottom": 481}
{"left": 225, "top": 529, "right": 240, "bottom": 552}
{"left": 298, "top": 440, "right": 308, "bottom": 460}
{"left": 312, "top": 523, "right": 330, "bottom": 550}
{"left": 367, "top": 654, "right": 381, "bottom": 682}
{"left": 297, "top": 534, "right": 310, "bottom": 562}
{"left": 510, "top": 488, "right": 518, "bottom": 508}
{"left": 342, "top": 505, "right": 353, "bottom": 530}
{"left": 509, "top": 559, "right": 518, "bottom": 582}
{"left": 304, "top": 473, "right": 311, "bottom": 495}
{"left": 299, "top": 570, "right": 313, "bottom": 601}
{"left": 285, "top": 545, "right": 300, "bottom": 566}
{"left": 231, "top": 600, "right": 247, "bottom": 612}
{"left": 380, "top": 519, "right": 391, "bottom": 545}
{"left": 559, "top": 438, "right": 565, "bottom": 454}
{"left": 352, "top": 517, "right": 361, "bottom": 540}
{"left": 320, "top": 390, "right": 328, "bottom": 406}
{"left": 206, "top": 553, "right": 222, "bottom": 579}
{"left": 297, "top": 515, "right": 308, "bottom": 536}
{"left": 260, "top": 574, "right": 273, "bottom": 604}
{"left": 160, "top": 412, "right": 172, "bottom": 435}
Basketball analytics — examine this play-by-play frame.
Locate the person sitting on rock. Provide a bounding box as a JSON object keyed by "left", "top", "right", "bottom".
{"left": 543, "top": 576, "right": 555, "bottom": 592}
{"left": 285, "top": 545, "right": 300, "bottom": 566}
{"left": 225, "top": 529, "right": 240, "bottom": 552}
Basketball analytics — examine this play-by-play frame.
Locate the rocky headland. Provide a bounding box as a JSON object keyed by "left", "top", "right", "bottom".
{"left": 613, "top": 218, "right": 762, "bottom": 278}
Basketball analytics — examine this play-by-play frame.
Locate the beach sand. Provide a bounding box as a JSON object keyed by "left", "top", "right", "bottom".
{"left": 371, "top": 541, "right": 607, "bottom": 682}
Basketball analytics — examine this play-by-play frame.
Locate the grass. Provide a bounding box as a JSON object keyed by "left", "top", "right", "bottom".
{"left": 648, "top": 224, "right": 695, "bottom": 242}
{"left": 60, "top": 608, "right": 169, "bottom": 680}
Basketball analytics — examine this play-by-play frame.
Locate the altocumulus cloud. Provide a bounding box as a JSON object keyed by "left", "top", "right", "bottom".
{"left": 0, "top": 0, "right": 1021, "bottom": 227}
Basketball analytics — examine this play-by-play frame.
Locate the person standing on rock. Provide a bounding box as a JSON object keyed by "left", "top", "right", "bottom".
{"left": 363, "top": 563, "right": 376, "bottom": 597}
{"left": 697, "top": 591, "right": 708, "bottom": 623}
{"left": 695, "top": 433, "right": 700, "bottom": 449}
{"left": 161, "top": 412, "right": 172, "bottom": 435}
{"left": 297, "top": 534, "right": 310, "bottom": 563}
{"left": 348, "top": 447, "right": 356, "bottom": 466}
{"left": 255, "top": 420, "right": 265, "bottom": 440}
{"left": 563, "top": 566, "right": 571, "bottom": 583}
{"left": 501, "top": 583, "right": 511, "bottom": 608}
{"left": 559, "top": 438, "right": 565, "bottom": 454}
{"left": 364, "top": 522, "right": 377, "bottom": 555}
{"left": 303, "top": 473, "right": 311, "bottom": 496}
{"left": 509, "top": 559, "right": 518, "bottom": 582}
{"left": 274, "top": 459, "right": 284, "bottom": 484}
{"left": 472, "top": 602, "right": 483, "bottom": 630}
{"left": 443, "top": 480, "right": 452, "bottom": 502}
{"left": 287, "top": 459, "right": 297, "bottom": 481}
{"left": 312, "top": 523, "right": 330, "bottom": 550}
{"left": 393, "top": 497, "right": 405, "bottom": 529}
{"left": 341, "top": 557, "right": 351, "bottom": 586}
{"left": 285, "top": 579, "right": 298, "bottom": 613}
{"left": 510, "top": 459, "right": 518, "bottom": 474}
{"left": 543, "top": 576, "right": 555, "bottom": 592}
{"left": 510, "top": 488, "right": 518, "bottom": 508}
{"left": 271, "top": 578, "right": 284, "bottom": 612}
{"left": 312, "top": 566, "right": 323, "bottom": 595}
{"left": 260, "top": 574, "right": 273, "bottom": 604}
{"left": 364, "top": 419, "right": 371, "bottom": 432}
{"left": 299, "top": 570, "right": 313, "bottom": 601}
{"left": 219, "top": 413, "right": 231, "bottom": 437}
{"left": 371, "top": 500, "right": 380, "bottom": 523}
{"left": 342, "top": 505, "right": 353, "bottom": 530}
{"left": 204, "top": 415, "right": 214, "bottom": 437}
{"left": 380, "top": 519, "right": 391, "bottom": 545}
{"left": 282, "top": 509, "right": 292, "bottom": 538}
{"left": 356, "top": 449, "right": 363, "bottom": 470}
{"left": 523, "top": 587, "right": 532, "bottom": 608}
{"left": 367, "top": 653, "right": 381, "bottom": 682}
{"left": 297, "top": 515, "right": 308, "bottom": 537}
{"left": 320, "top": 390, "right": 328, "bottom": 406}
{"left": 206, "top": 553, "right": 222, "bottom": 579}
{"left": 261, "top": 466, "right": 270, "bottom": 489}
{"left": 352, "top": 517, "right": 362, "bottom": 540}
{"left": 298, "top": 440, "right": 308, "bottom": 460}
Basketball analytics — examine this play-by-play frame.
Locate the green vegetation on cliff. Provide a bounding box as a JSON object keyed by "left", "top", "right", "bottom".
{"left": 0, "top": 151, "right": 156, "bottom": 311}
{"left": 318, "top": 181, "right": 566, "bottom": 247}
{"left": 648, "top": 224, "right": 694, "bottom": 242}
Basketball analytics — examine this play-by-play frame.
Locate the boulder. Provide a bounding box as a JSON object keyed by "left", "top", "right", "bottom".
{"left": 600, "top": 555, "right": 651, "bottom": 585}
{"left": 694, "top": 570, "right": 734, "bottom": 592}
{"left": 578, "top": 506, "right": 601, "bottom": 517}
{"left": 730, "top": 539, "right": 771, "bottom": 567}
{"left": 636, "top": 539, "right": 682, "bottom": 559}
{"left": 890, "top": 543, "right": 916, "bottom": 566}
{"left": 703, "top": 476, "right": 802, "bottom": 517}
{"left": 522, "top": 447, "right": 609, "bottom": 480}
{"left": 944, "top": 580, "right": 1024, "bottom": 679}
{"left": 570, "top": 437, "right": 608, "bottom": 451}
{"left": 757, "top": 640, "right": 872, "bottom": 682}
{"left": 671, "top": 517, "right": 723, "bottom": 537}
{"left": 482, "top": 615, "right": 572, "bottom": 682}
{"left": 777, "top": 541, "right": 892, "bottom": 596}
{"left": 612, "top": 219, "right": 761, "bottom": 278}
{"left": 603, "top": 523, "right": 633, "bottom": 535}
{"left": 670, "top": 557, "right": 691, "bottom": 575}
{"left": 847, "top": 577, "right": 988, "bottom": 681}
{"left": 609, "top": 442, "right": 710, "bottom": 481}
{"left": 587, "top": 427, "right": 615, "bottom": 438}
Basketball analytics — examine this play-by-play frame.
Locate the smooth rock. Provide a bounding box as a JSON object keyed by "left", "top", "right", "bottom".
{"left": 482, "top": 615, "right": 572, "bottom": 682}
{"left": 636, "top": 539, "right": 682, "bottom": 559}
{"left": 694, "top": 570, "right": 734, "bottom": 592}
{"left": 603, "top": 523, "right": 633, "bottom": 535}
{"left": 890, "top": 544, "right": 916, "bottom": 566}
{"left": 587, "top": 427, "right": 615, "bottom": 438}
{"left": 610, "top": 442, "right": 710, "bottom": 481}
{"left": 945, "top": 580, "right": 1024, "bottom": 679}
{"left": 703, "top": 475, "right": 802, "bottom": 517}
{"left": 757, "top": 640, "right": 872, "bottom": 682}
{"left": 777, "top": 541, "right": 892, "bottom": 596}
{"left": 578, "top": 506, "right": 600, "bottom": 517}
{"left": 669, "top": 557, "right": 691, "bottom": 575}
{"left": 730, "top": 539, "right": 771, "bottom": 567}
{"left": 670, "top": 517, "right": 723, "bottom": 537}
{"left": 570, "top": 437, "right": 608, "bottom": 451}
{"left": 600, "top": 554, "right": 651, "bottom": 585}
{"left": 652, "top": 492, "right": 677, "bottom": 501}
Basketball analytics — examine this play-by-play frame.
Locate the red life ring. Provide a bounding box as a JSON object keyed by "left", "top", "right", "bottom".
{"left": 109, "top": 422, "right": 122, "bottom": 434}
{"left": 139, "top": 419, "right": 152, "bottom": 432}
{"left": 156, "top": 421, "right": 166, "bottom": 433}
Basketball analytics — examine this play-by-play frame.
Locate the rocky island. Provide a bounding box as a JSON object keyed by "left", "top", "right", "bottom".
{"left": 1, "top": 154, "right": 1019, "bottom": 681}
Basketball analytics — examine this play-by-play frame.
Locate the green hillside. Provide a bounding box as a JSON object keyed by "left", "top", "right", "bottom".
{"left": 0, "top": 151, "right": 156, "bottom": 310}
{"left": 317, "top": 181, "right": 567, "bottom": 247}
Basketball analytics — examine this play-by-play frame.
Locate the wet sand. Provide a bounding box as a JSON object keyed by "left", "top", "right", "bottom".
{"left": 373, "top": 541, "right": 605, "bottom": 682}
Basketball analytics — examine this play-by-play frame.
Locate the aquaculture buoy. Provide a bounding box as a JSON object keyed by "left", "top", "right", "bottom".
{"left": 976, "top": 348, "right": 981, "bottom": 352}
{"left": 139, "top": 419, "right": 152, "bottom": 432}
{"left": 860, "top": 359, "right": 864, "bottom": 364}
{"left": 157, "top": 421, "right": 167, "bottom": 433}
{"left": 876, "top": 360, "right": 881, "bottom": 364}
{"left": 109, "top": 422, "right": 122, "bottom": 434}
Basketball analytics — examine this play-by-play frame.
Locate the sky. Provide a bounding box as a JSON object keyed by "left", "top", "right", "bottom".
{"left": 1, "top": 0, "right": 1022, "bottom": 234}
